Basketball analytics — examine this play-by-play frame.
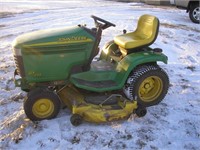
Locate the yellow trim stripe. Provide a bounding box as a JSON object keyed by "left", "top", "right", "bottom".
{"left": 23, "top": 39, "right": 93, "bottom": 47}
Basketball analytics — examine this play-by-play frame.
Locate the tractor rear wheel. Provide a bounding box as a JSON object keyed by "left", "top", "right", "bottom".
{"left": 24, "top": 88, "right": 61, "bottom": 121}
{"left": 124, "top": 65, "right": 169, "bottom": 107}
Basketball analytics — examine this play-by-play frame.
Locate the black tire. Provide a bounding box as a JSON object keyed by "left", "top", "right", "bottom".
{"left": 124, "top": 65, "right": 169, "bottom": 107}
{"left": 189, "top": 3, "right": 200, "bottom": 24}
{"left": 70, "top": 114, "right": 83, "bottom": 126}
{"left": 135, "top": 106, "right": 147, "bottom": 117}
{"left": 24, "top": 88, "right": 61, "bottom": 121}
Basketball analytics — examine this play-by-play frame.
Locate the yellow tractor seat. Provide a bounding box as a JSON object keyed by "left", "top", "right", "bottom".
{"left": 114, "top": 14, "right": 159, "bottom": 51}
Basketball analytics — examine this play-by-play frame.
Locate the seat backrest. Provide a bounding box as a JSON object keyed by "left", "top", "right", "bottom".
{"left": 135, "top": 14, "right": 159, "bottom": 43}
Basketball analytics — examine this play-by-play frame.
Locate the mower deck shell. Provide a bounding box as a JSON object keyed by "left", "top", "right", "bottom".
{"left": 58, "top": 85, "right": 137, "bottom": 123}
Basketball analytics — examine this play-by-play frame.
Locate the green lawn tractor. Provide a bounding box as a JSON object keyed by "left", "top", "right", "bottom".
{"left": 12, "top": 14, "right": 169, "bottom": 126}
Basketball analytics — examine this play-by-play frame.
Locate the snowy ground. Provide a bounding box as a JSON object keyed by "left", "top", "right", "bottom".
{"left": 0, "top": 0, "right": 200, "bottom": 149}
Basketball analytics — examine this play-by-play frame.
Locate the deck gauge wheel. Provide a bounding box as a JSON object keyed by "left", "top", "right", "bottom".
{"left": 70, "top": 114, "right": 83, "bottom": 126}
{"left": 135, "top": 106, "right": 147, "bottom": 117}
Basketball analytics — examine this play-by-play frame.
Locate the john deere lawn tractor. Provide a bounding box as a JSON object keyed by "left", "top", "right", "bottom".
{"left": 12, "top": 14, "right": 169, "bottom": 126}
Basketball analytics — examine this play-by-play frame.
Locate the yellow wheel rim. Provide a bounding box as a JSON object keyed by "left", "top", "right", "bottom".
{"left": 138, "top": 76, "right": 163, "bottom": 102}
{"left": 32, "top": 99, "right": 54, "bottom": 118}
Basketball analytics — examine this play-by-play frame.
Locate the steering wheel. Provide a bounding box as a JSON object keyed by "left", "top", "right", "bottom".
{"left": 91, "top": 15, "right": 116, "bottom": 29}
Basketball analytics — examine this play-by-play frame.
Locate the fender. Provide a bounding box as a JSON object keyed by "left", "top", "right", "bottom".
{"left": 186, "top": 1, "right": 199, "bottom": 13}
{"left": 115, "top": 51, "right": 168, "bottom": 86}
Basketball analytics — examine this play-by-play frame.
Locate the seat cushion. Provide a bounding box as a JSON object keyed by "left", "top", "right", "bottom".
{"left": 114, "top": 14, "right": 159, "bottom": 50}
{"left": 114, "top": 32, "right": 150, "bottom": 49}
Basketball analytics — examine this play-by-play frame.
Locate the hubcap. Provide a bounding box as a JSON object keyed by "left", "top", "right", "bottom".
{"left": 139, "top": 76, "right": 163, "bottom": 102}
{"left": 193, "top": 7, "right": 200, "bottom": 21}
{"left": 32, "top": 98, "right": 54, "bottom": 118}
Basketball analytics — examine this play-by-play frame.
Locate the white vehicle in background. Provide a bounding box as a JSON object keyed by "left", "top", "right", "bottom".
{"left": 170, "top": 0, "right": 200, "bottom": 23}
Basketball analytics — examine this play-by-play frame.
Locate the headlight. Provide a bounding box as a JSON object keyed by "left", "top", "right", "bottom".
{"left": 13, "top": 47, "right": 22, "bottom": 56}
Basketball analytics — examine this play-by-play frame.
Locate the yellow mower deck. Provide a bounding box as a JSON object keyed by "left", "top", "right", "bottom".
{"left": 58, "top": 85, "right": 137, "bottom": 124}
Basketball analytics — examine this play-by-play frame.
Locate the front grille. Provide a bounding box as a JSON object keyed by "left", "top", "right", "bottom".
{"left": 14, "top": 55, "right": 25, "bottom": 77}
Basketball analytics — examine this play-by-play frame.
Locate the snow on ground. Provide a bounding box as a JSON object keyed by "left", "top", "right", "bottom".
{"left": 0, "top": 0, "right": 200, "bottom": 149}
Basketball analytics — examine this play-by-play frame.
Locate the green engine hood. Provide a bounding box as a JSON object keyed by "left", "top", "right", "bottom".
{"left": 12, "top": 26, "right": 95, "bottom": 48}
{"left": 12, "top": 26, "right": 96, "bottom": 84}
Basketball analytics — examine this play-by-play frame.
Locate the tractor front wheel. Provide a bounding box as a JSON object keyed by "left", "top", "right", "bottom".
{"left": 24, "top": 88, "right": 61, "bottom": 121}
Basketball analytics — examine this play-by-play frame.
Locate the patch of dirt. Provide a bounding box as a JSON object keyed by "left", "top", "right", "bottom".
{"left": 11, "top": 92, "right": 25, "bottom": 102}
{"left": 161, "top": 23, "right": 200, "bottom": 32}
{"left": 0, "top": 34, "right": 15, "bottom": 40}
{"left": 0, "top": 24, "right": 6, "bottom": 28}
{"left": 186, "top": 66, "right": 196, "bottom": 72}
{"left": 0, "top": 112, "right": 36, "bottom": 146}
{"left": 178, "top": 119, "right": 199, "bottom": 139}
{"left": 71, "top": 135, "right": 80, "bottom": 144}
{"left": 180, "top": 78, "right": 190, "bottom": 90}
{"left": 0, "top": 12, "right": 15, "bottom": 18}
{"left": 0, "top": 9, "right": 42, "bottom": 19}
